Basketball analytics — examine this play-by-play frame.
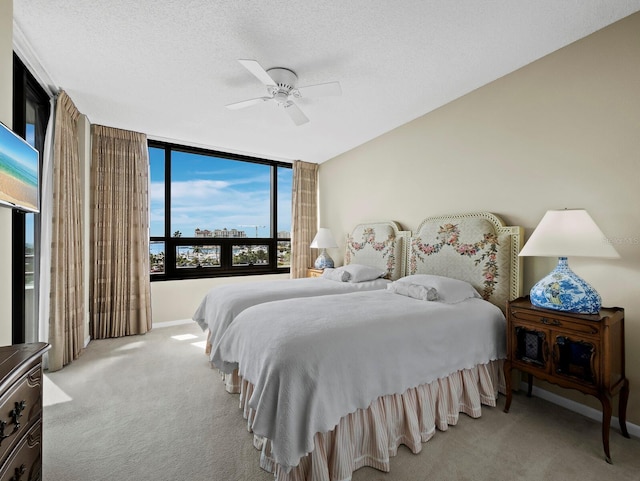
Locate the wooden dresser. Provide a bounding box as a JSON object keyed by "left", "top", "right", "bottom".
{"left": 0, "top": 343, "right": 50, "bottom": 481}
{"left": 504, "top": 297, "right": 628, "bottom": 463}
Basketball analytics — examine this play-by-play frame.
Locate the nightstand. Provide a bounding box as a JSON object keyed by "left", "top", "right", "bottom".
{"left": 504, "top": 296, "right": 629, "bottom": 463}
{"left": 306, "top": 268, "right": 323, "bottom": 278}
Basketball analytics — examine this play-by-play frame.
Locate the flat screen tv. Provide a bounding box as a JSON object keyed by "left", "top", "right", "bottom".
{"left": 0, "top": 121, "right": 39, "bottom": 213}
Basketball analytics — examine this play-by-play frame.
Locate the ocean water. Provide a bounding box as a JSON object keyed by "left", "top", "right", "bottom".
{"left": 0, "top": 150, "right": 38, "bottom": 187}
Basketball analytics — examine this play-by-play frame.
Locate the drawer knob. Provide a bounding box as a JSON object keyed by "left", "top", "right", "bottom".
{"left": 0, "top": 400, "right": 27, "bottom": 445}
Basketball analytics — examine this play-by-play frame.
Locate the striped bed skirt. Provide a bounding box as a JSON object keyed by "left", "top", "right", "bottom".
{"left": 219, "top": 360, "right": 505, "bottom": 481}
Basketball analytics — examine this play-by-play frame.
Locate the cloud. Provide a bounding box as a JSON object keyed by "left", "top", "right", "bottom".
{"left": 148, "top": 167, "right": 292, "bottom": 237}
{"left": 170, "top": 179, "right": 232, "bottom": 202}
{"left": 150, "top": 179, "right": 277, "bottom": 236}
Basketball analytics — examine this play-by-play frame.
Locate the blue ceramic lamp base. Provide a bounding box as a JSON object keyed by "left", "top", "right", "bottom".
{"left": 529, "top": 257, "right": 601, "bottom": 315}
{"left": 314, "top": 249, "right": 335, "bottom": 269}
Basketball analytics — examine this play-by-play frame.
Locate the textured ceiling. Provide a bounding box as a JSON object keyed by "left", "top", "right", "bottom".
{"left": 12, "top": 1, "right": 640, "bottom": 163}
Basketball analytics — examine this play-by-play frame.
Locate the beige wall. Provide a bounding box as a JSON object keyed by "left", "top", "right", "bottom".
{"left": 150, "top": 274, "right": 289, "bottom": 324}
{"left": 320, "top": 13, "right": 640, "bottom": 424}
{"left": 0, "top": 0, "right": 13, "bottom": 345}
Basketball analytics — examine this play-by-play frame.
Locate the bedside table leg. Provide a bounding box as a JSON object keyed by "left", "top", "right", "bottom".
{"left": 619, "top": 378, "right": 630, "bottom": 438}
{"left": 526, "top": 373, "right": 533, "bottom": 397}
{"left": 600, "top": 393, "right": 613, "bottom": 464}
{"left": 503, "top": 360, "right": 512, "bottom": 413}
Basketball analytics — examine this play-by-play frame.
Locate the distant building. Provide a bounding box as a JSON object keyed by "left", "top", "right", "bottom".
{"left": 194, "top": 228, "right": 213, "bottom": 237}
{"left": 195, "top": 227, "right": 247, "bottom": 238}
{"left": 215, "top": 228, "right": 247, "bottom": 238}
{"left": 277, "top": 231, "right": 291, "bottom": 239}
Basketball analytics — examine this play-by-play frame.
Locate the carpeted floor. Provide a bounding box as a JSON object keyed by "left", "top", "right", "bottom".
{"left": 42, "top": 322, "right": 640, "bottom": 481}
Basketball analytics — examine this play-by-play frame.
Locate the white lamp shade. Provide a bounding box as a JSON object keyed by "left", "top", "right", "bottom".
{"left": 310, "top": 228, "right": 338, "bottom": 249}
{"left": 519, "top": 209, "right": 619, "bottom": 258}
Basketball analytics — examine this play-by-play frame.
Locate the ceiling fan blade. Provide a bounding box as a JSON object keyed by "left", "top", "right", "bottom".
{"left": 226, "top": 97, "right": 271, "bottom": 110}
{"left": 295, "top": 81, "right": 342, "bottom": 98}
{"left": 283, "top": 101, "right": 309, "bottom": 126}
{"left": 238, "top": 59, "right": 276, "bottom": 86}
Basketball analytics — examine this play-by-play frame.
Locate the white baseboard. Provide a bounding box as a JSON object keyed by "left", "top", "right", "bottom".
{"left": 153, "top": 318, "right": 194, "bottom": 329}
{"left": 82, "top": 319, "right": 194, "bottom": 346}
{"left": 520, "top": 382, "right": 639, "bottom": 438}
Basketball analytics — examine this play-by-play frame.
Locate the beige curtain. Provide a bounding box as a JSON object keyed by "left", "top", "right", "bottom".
{"left": 48, "top": 91, "right": 84, "bottom": 371}
{"left": 290, "top": 160, "right": 318, "bottom": 278}
{"left": 90, "top": 125, "right": 151, "bottom": 339}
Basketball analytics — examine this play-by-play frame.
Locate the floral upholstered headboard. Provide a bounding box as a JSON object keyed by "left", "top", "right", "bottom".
{"left": 344, "top": 221, "right": 409, "bottom": 281}
{"left": 408, "top": 212, "right": 523, "bottom": 311}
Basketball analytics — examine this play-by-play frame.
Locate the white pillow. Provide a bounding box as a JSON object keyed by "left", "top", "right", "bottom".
{"left": 387, "top": 282, "right": 438, "bottom": 301}
{"left": 394, "top": 274, "right": 481, "bottom": 304}
{"left": 339, "top": 264, "right": 387, "bottom": 283}
{"left": 321, "top": 267, "right": 350, "bottom": 282}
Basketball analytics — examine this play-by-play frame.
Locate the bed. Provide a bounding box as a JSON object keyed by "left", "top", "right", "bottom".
{"left": 210, "top": 212, "right": 523, "bottom": 481}
{"left": 193, "top": 221, "right": 409, "bottom": 356}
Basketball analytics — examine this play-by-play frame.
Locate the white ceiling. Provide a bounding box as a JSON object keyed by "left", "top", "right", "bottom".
{"left": 12, "top": 1, "right": 640, "bottom": 164}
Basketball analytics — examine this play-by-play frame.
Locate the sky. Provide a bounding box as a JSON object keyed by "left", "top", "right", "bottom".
{"left": 149, "top": 147, "right": 292, "bottom": 239}
{"left": 21, "top": 145, "right": 292, "bottom": 252}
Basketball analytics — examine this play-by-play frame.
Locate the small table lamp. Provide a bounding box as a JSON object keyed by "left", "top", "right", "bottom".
{"left": 310, "top": 228, "right": 338, "bottom": 269}
{"left": 519, "top": 209, "right": 619, "bottom": 314}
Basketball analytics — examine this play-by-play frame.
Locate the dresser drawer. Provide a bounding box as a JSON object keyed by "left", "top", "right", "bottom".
{"left": 0, "top": 420, "right": 41, "bottom": 481}
{"left": 0, "top": 420, "right": 42, "bottom": 481}
{"left": 0, "top": 365, "right": 43, "bottom": 464}
{"left": 510, "top": 308, "right": 601, "bottom": 337}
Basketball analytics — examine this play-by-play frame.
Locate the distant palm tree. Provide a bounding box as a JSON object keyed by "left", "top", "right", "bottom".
{"left": 173, "top": 230, "right": 182, "bottom": 237}
{"left": 192, "top": 245, "right": 203, "bottom": 267}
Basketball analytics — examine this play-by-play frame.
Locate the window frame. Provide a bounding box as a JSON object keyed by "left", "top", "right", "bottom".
{"left": 12, "top": 53, "right": 50, "bottom": 343}
{"left": 148, "top": 140, "right": 292, "bottom": 281}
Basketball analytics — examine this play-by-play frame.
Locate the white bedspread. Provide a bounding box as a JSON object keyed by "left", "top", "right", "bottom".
{"left": 211, "top": 290, "right": 506, "bottom": 470}
{"left": 193, "top": 277, "right": 390, "bottom": 355}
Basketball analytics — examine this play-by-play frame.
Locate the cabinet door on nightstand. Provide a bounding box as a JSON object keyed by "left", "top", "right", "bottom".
{"left": 512, "top": 324, "right": 551, "bottom": 373}
{"left": 552, "top": 335, "right": 598, "bottom": 386}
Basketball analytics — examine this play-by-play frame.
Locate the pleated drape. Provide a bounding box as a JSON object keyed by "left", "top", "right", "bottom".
{"left": 90, "top": 124, "right": 151, "bottom": 339}
{"left": 48, "top": 91, "right": 84, "bottom": 371}
{"left": 290, "top": 160, "right": 318, "bottom": 278}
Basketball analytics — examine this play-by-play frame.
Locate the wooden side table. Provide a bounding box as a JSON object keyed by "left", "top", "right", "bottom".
{"left": 504, "top": 296, "right": 629, "bottom": 463}
{"left": 306, "top": 268, "right": 324, "bottom": 278}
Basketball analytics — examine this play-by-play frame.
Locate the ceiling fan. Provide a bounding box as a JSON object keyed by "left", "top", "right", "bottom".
{"left": 226, "top": 59, "right": 342, "bottom": 126}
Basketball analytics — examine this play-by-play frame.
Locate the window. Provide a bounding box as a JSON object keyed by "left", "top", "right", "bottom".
{"left": 12, "top": 54, "right": 50, "bottom": 343}
{"left": 149, "top": 141, "right": 292, "bottom": 280}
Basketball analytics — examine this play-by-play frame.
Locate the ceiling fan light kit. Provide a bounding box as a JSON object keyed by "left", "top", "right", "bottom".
{"left": 227, "top": 59, "right": 341, "bottom": 126}
{"left": 266, "top": 68, "right": 298, "bottom": 94}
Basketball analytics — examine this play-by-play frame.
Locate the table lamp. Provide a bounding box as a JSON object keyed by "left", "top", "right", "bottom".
{"left": 519, "top": 209, "right": 619, "bottom": 314}
{"left": 310, "top": 228, "right": 338, "bottom": 269}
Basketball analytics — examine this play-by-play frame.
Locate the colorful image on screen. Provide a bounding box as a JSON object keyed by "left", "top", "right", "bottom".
{"left": 0, "top": 122, "right": 39, "bottom": 213}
